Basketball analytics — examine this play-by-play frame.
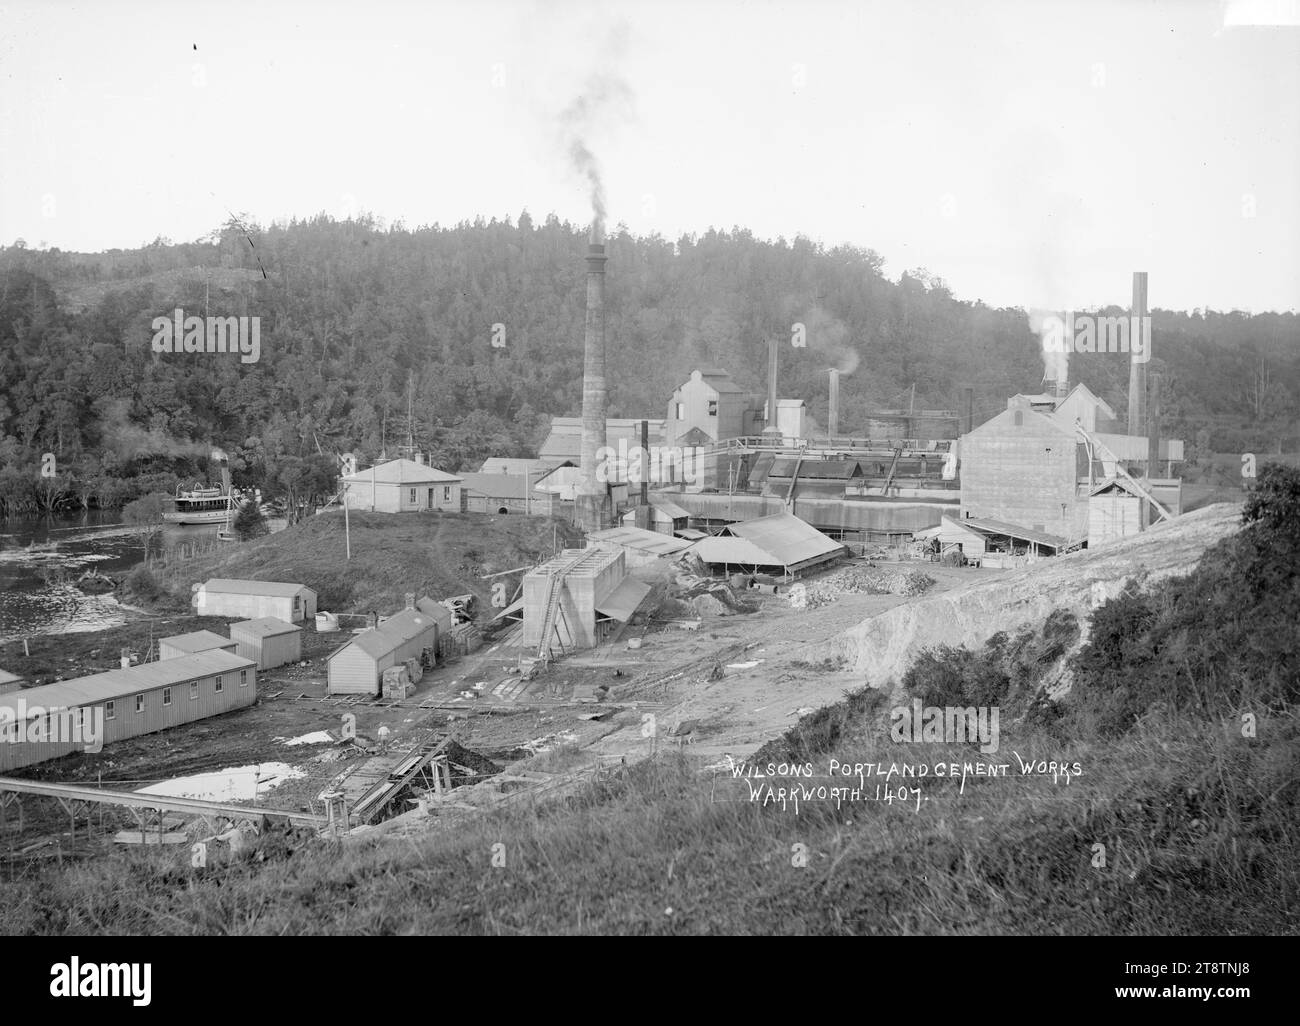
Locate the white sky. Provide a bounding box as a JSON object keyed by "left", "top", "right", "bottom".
{"left": 1, "top": 0, "right": 1297, "bottom": 312}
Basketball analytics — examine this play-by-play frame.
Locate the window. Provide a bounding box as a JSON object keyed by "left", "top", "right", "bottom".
{"left": 190, "top": 681, "right": 199, "bottom": 701}
{"left": 135, "top": 694, "right": 144, "bottom": 714}
{"left": 409, "top": 487, "right": 417, "bottom": 505}
{"left": 240, "top": 669, "right": 249, "bottom": 687}
{"left": 676, "top": 403, "right": 684, "bottom": 420}
{"left": 1014, "top": 411, "right": 1023, "bottom": 426}
{"left": 443, "top": 486, "right": 451, "bottom": 501}
{"left": 215, "top": 675, "right": 224, "bottom": 694}
{"left": 162, "top": 687, "right": 172, "bottom": 706}
{"left": 707, "top": 400, "right": 718, "bottom": 416}
{"left": 105, "top": 700, "right": 115, "bottom": 721}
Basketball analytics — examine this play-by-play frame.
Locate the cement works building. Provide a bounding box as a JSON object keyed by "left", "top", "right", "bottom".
{"left": 0, "top": 650, "right": 258, "bottom": 772}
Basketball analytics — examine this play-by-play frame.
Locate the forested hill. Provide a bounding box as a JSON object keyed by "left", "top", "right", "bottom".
{"left": 0, "top": 214, "right": 1296, "bottom": 511}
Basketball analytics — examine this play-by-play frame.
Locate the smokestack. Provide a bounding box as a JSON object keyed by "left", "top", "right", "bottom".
{"left": 577, "top": 241, "right": 611, "bottom": 532}
{"left": 1128, "top": 272, "right": 1148, "bottom": 436}
{"left": 1147, "top": 372, "right": 1161, "bottom": 478}
{"left": 640, "top": 418, "right": 649, "bottom": 506}
{"left": 1055, "top": 372, "right": 1068, "bottom": 399}
{"left": 965, "top": 387, "right": 974, "bottom": 436}
{"left": 827, "top": 369, "right": 839, "bottom": 438}
{"left": 765, "top": 338, "right": 779, "bottom": 434}
{"left": 405, "top": 592, "right": 415, "bottom": 610}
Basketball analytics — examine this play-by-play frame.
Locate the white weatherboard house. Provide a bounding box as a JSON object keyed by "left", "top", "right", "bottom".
{"left": 342, "top": 458, "right": 462, "bottom": 513}
{"left": 195, "top": 579, "right": 317, "bottom": 624}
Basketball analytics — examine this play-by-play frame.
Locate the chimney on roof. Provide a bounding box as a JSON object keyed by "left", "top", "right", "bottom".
{"left": 415, "top": 452, "right": 425, "bottom": 465}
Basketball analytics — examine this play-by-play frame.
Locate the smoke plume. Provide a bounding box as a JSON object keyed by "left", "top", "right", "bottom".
{"left": 558, "top": 23, "right": 634, "bottom": 243}
{"left": 96, "top": 398, "right": 210, "bottom": 462}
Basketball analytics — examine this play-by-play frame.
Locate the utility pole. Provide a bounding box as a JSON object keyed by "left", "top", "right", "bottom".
{"left": 343, "top": 484, "right": 351, "bottom": 559}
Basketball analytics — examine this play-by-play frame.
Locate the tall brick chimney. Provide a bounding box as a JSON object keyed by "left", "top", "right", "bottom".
{"left": 577, "top": 241, "right": 611, "bottom": 532}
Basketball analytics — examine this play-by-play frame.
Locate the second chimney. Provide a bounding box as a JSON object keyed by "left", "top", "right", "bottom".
{"left": 1128, "top": 271, "right": 1148, "bottom": 435}
{"left": 828, "top": 369, "right": 840, "bottom": 438}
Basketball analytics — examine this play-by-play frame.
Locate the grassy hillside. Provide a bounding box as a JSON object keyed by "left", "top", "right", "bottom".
{"left": 144, "top": 510, "right": 583, "bottom": 615}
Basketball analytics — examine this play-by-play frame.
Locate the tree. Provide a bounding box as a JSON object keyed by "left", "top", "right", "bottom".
{"left": 122, "top": 492, "right": 172, "bottom": 564}
{"left": 231, "top": 498, "right": 268, "bottom": 540}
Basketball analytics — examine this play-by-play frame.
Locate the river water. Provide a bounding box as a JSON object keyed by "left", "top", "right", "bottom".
{"left": 0, "top": 512, "right": 277, "bottom": 644}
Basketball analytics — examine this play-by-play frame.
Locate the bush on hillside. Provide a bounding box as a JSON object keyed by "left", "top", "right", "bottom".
{"left": 1071, "top": 462, "right": 1300, "bottom": 736}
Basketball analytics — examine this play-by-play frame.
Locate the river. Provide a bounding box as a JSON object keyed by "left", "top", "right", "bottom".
{"left": 0, "top": 512, "right": 283, "bottom": 644}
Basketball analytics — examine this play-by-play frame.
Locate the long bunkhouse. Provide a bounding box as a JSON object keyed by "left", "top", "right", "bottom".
{"left": 0, "top": 650, "right": 257, "bottom": 772}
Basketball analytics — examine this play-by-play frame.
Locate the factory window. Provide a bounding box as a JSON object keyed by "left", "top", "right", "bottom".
{"left": 444, "top": 486, "right": 451, "bottom": 501}
{"left": 162, "top": 687, "right": 172, "bottom": 706}
{"left": 1014, "top": 411, "right": 1023, "bottom": 426}
{"left": 190, "top": 681, "right": 199, "bottom": 701}
{"left": 409, "top": 488, "right": 417, "bottom": 505}
{"left": 135, "top": 694, "right": 145, "bottom": 714}
{"left": 676, "top": 403, "right": 684, "bottom": 420}
{"left": 708, "top": 400, "right": 718, "bottom": 416}
{"left": 215, "top": 675, "right": 224, "bottom": 694}
{"left": 240, "top": 669, "right": 249, "bottom": 687}
{"left": 105, "top": 700, "right": 115, "bottom": 721}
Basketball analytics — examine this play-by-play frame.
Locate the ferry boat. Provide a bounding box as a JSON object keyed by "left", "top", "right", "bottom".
{"left": 163, "top": 483, "right": 233, "bottom": 525}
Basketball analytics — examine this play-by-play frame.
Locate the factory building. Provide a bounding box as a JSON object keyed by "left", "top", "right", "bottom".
{"left": 523, "top": 547, "right": 650, "bottom": 656}
{"left": 0, "top": 650, "right": 257, "bottom": 772}
{"left": 692, "top": 512, "right": 846, "bottom": 578}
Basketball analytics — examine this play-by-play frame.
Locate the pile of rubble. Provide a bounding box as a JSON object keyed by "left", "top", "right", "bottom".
{"left": 791, "top": 564, "right": 936, "bottom": 609}
{"left": 658, "top": 571, "right": 758, "bottom": 618}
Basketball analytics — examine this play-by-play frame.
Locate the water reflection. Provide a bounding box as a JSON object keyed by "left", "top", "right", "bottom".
{"left": 0, "top": 512, "right": 285, "bottom": 643}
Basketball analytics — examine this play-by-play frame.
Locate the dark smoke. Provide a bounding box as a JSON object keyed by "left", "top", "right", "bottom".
{"left": 559, "top": 67, "right": 633, "bottom": 243}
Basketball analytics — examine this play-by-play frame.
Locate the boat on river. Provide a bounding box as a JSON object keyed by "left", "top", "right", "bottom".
{"left": 163, "top": 483, "right": 233, "bottom": 525}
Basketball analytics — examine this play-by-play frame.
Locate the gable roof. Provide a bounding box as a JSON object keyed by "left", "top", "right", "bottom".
{"left": 203, "top": 579, "right": 313, "bottom": 598}
{"left": 230, "top": 616, "right": 300, "bottom": 638}
{"left": 342, "top": 458, "right": 461, "bottom": 484}
{"left": 159, "top": 630, "right": 234, "bottom": 653}
{"left": 1062, "top": 382, "right": 1117, "bottom": 420}
{"left": 957, "top": 515, "right": 1070, "bottom": 550}
{"left": 478, "top": 457, "right": 571, "bottom": 475}
{"left": 458, "top": 472, "right": 550, "bottom": 499}
{"left": 0, "top": 650, "right": 255, "bottom": 715}
{"left": 344, "top": 607, "right": 439, "bottom": 660}
{"left": 719, "top": 512, "right": 845, "bottom": 568}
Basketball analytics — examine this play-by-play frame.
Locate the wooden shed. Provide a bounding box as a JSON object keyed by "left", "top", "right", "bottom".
{"left": 158, "top": 630, "right": 237, "bottom": 661}
{"left": 327, "top": 607, "right": 438, "bottom": 696}
{"left": 196, "top": 579, "right": 317, "bottom": 623}
{"left": 230, "top": 616, "right": 302, "bottom": 670}
{"left": 1088, "top": 479, "right": 1145, "bottom": 547}
{"left": 0, "top": 650, "right": 257, "bottom": 772}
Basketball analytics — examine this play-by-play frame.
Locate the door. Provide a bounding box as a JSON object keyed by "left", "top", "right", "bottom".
{"left": 427, "top": 488, "right": 435, "bottom": 510}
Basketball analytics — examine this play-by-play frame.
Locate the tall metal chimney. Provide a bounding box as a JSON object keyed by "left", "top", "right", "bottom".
{"left": 1128, "top": 272, "right": 1148, "bottom": 436}
{"left": 827, "top": 369, "right": 839, "bottom": 438}
{"left": 577, "top": 241, "right": 611, "bottom": 532}
{"left": 765, "top": 338, "right": 779, "bottom": 434}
